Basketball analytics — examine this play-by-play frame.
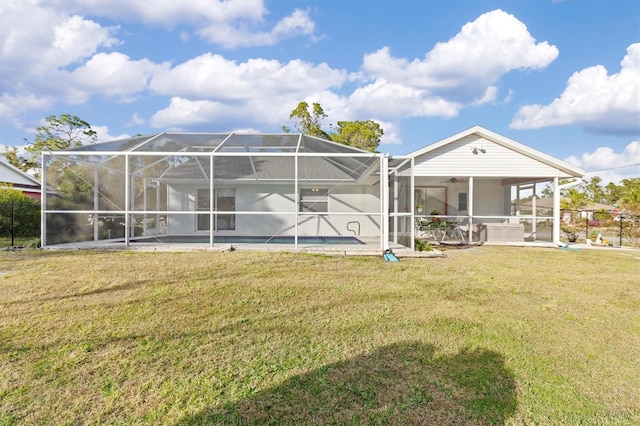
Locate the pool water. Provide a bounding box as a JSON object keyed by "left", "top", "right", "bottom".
{"left": 128, "top": 235, "right": 365, "bottom": 245}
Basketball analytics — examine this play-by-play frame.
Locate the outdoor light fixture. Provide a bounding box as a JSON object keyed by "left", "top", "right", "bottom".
{"left": 471, "top": 145, "right": 486, "bottom": 155}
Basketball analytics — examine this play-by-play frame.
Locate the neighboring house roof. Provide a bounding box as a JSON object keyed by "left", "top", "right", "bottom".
{"left": 520, "top": 197, "right": 615, "bottom": 211}
{"left": 406, "top": 125, "right": 585, "bottom": 178}
{"left": 0, "top": 160, "right": 41, "bottom": 187}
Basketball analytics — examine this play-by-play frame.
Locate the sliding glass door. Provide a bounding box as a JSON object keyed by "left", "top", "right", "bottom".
{"left": 196, "top": 188, "right": 236, "bottom": 231}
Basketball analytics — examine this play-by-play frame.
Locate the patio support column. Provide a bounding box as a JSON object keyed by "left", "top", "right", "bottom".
{"left": 553, "top": 177, "right": 582, "bottom": 245}
{"left": 294, "top": 147, "right": 299, "bottom": 249}
{"left": 468, "top": 177, "right": 474, "bottom": 244}
{"left": 142, "top": 176, "right": 147, "bottom": 235}
{"left": 210, "top": 154, "right": 214, "bottom": 248}
{"left": 532, "top": 186, "right": 537, "bottom": 240}
{"left": 381, "top": 155, "right": 389, "bottom": 251}
{"left": 392, "top": 170, "right": 398, "bottom": 244}
{"left": 410, "top": 157, "right": 415, "bottom": 249}
{"left": 41, "top": 153, "right": 47, "bottom": 247}
{"left": 552, "top": 177, "right": 560, "bottom": 245}
{"left": 124, "top": 153, "right": 130, "bottom": 247}
{"left": 94, "top": 167, "right": 99, "bottom": 241}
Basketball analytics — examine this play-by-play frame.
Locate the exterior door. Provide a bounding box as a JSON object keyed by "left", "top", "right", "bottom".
{"left": 196, "top": 188, "right": 236, "bottom": 231}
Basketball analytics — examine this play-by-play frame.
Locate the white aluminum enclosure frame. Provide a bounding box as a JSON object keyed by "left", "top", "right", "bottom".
{"left": 41, "top": 132, "right": 387, "bottom": 249}
{"left": 41, "top": 127, "right": 585, "bottom": 251}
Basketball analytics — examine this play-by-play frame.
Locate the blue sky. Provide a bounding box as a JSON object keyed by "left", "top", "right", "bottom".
{"left": 1, "top": 0, "right": 638, "bottom": 184}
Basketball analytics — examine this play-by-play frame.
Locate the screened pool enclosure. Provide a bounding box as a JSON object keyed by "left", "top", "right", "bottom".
{"left": 42, "top": 133, "right": 388, "bottom": 248}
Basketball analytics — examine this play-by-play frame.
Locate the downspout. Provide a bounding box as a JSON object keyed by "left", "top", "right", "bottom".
{"left": 553, "top": 177, "right": 582, "bottom": 245}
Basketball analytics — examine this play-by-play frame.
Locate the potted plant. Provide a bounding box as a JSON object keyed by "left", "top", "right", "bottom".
{"left": 560, "top": 222, "right": 581, "bottom": 242}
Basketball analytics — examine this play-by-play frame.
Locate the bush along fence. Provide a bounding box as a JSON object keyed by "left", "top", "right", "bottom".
{"left": 559, "top": 208, "right": 639, "bottom": 247}
{"left": 0, "top": 202, "right": 41, "bottom": 248}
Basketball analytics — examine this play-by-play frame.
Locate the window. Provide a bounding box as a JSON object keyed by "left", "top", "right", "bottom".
{"left": 300, "top": 188, "right": 328, "bottom": 212}
{"left": 196, "top": 188, "right": 236, "bottom": 231}
{"left": 458, "top": 192, "right": 468, "bottom": 212}
{"left": 414, "top": 187, "right": 446, "bottom": 215}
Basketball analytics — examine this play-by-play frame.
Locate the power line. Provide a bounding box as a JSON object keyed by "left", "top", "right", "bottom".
{"left": 586, "top": 163, "right": 640, "bottom": 173}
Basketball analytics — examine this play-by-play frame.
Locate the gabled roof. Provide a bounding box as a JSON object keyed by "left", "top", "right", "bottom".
{"left": 406, "top": 125, "right": 585, "bottom": 177}
{"left": 0, "top": 160, "right": 41, "bottom": 187}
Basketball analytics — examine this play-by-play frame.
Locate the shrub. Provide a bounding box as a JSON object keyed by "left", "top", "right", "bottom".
{"left": 414, "top": 238, "right": 432, "bottom": 252}
{"left": 0, "top": 188, "right": 40, "bottom": 238}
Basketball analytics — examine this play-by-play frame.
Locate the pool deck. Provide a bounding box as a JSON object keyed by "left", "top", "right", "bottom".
{"left": 44, "top": 236, "right": 632, "bottom": 258}
{"left": 42, "top": 236, "right": 438, "bottom": 257}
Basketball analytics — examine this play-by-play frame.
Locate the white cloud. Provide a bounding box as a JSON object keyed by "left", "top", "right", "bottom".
{"left": 69, "top": 52, "right": 169, "bottom": 103}
{"left": 150, "top": 97, "right": 236, "bottom": 130}
{"left": 147, "top": 8, "right": 560, "bottom": 136}
{"left": 47, "top": 15, "right": 120, "bottom": 68}
{"left": 348, "top": 78, "right": 461, "bottom": 119}
{"left": 511, "top": 43, "right": 640, "bottom": 134}
{"left": 149, "top": 57, "right": 349, "bottom": 130}
{"left": 126, "top": 113, "right": 145, "bottom": 128}
{"left": 0, "top": 93, "right": 54, "bottom": 130}
{"left": 358, "top": 9, "right": 558, "bottom": 115}
{"left": 0, "top": 0, "right": 318, "bottom": 130}
{"left": 92, "top": 125, "right": 130, "bottom": 142}
{"left": 150, "top": 54, "right": 346, "bottom": 99}
{"left": 0, "top": 2, "right": 120, "bottom": 124}
{"left": 565, "top": 140, "right": 640, "bottom": 184}
{"left": 375, "top": 120, "right": 402, "bottom": 146}
{"left": 0, "top": 3, "right": 119, "bottom": 76}
{"left": 198, "top": 8, "right": 315, "bottom": 47}
{"left": 44, "top": 0, "right": 316, "bottom": 48}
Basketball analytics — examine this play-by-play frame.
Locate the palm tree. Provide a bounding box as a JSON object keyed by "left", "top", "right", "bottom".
{"left": 561, "top": 188, "right": 588, "bottom": 212}
{"left": 618, "top": 186, "right": 640, "bottom": 213}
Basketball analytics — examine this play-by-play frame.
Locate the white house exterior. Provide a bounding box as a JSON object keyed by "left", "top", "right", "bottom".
{"left": 41, "top": 127, "right": 584, "bottom": 250}
{"left": 387, "top": 126, "right": 584, "bottom": 249}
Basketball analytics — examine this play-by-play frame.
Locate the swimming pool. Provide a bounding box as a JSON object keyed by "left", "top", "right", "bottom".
{"left": 127, "top": 235, "right": 365, "bottom": 245}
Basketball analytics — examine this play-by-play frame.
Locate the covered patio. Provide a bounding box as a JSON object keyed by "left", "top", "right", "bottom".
{"left": 387, "top": 127, "right": 585, "bottom": 249}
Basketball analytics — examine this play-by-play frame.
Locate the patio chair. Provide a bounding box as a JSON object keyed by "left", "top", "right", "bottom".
{"left": 445, "top": 220, "right": 465, "bottom": 240}
{"left": 415, "top": 218, "right": 441, "bottom": 240}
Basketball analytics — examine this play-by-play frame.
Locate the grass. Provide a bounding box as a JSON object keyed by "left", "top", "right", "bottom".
{"left": 0, "top": 237, "right": 40, "bottom": 249}
{"left": 0, "top": 246, "right": 639, "bottom": 425}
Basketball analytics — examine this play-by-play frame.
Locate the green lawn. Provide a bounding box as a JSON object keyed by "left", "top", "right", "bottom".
{"left": 1, "top": 246, "right": 638, "bottom": 425}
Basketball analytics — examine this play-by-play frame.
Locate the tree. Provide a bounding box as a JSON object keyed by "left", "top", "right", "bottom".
{"left": 1, "top": 146, "right": 37, "bottom": 174}
{"left": 282, "top": 102, "right": 331, "bottom": 139}
{"left": 581, "top": 176, "right": 605, "bottom": 203}
{"left": 603, "top": 181, "right": 623, "bottom": 206}
{"left": 618, "top": 178, "right": 640, "bottom": 213}
{"left": 282, "top": 101, "right": 383, "bottom": 152}
{"left": 2, "top": 114, "right": 97, "bottom": 178}
{"left": 0, "top": 186, "right": 40, "bottom": 239}
{"left": 331, "top": 120, "right": 383, "bottom": 153}
{"left": 561, "top": 188, "right": 588, "bottom": 218}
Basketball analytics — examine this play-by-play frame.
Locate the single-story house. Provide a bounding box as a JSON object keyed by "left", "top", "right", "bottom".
{"left": 0, "top": 160, "right": 43, "bottom": 201}
{"left": 41, "top": 126, "right": 584, "bottom": 250}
